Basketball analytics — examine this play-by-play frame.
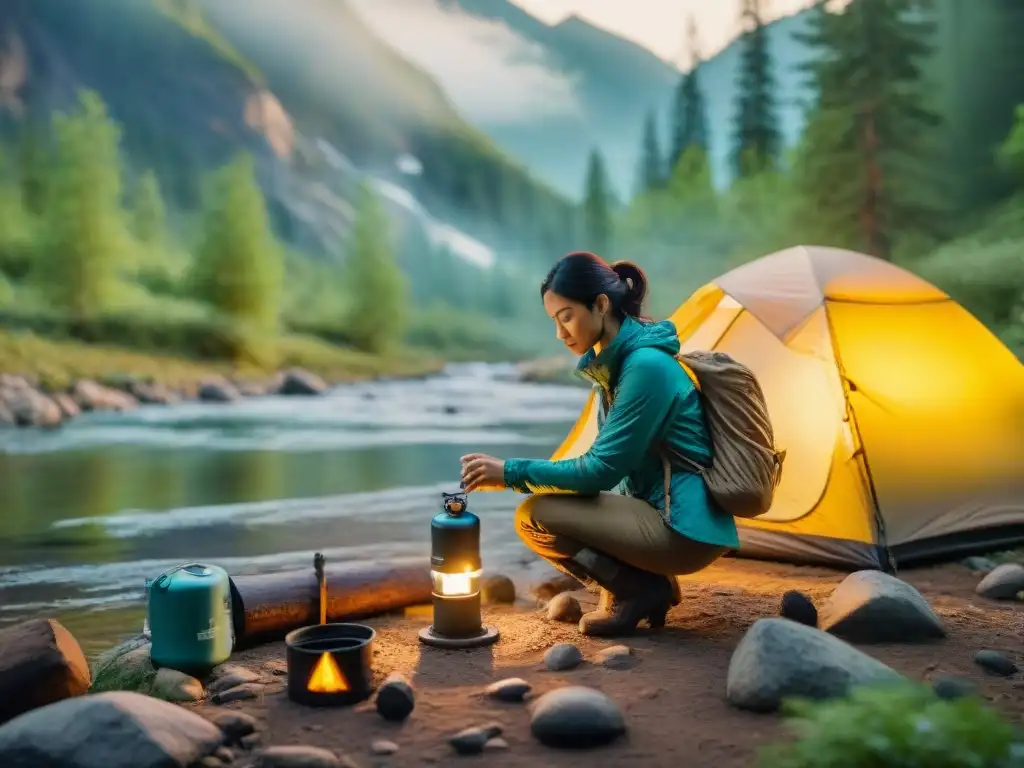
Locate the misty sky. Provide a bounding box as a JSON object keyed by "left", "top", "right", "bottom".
{"left": 511, "top": 0, "right": 843, "bottom": 64}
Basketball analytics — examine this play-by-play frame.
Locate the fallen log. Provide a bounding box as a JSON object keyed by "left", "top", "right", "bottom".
{"left": 229, "top": 559, "right": 432, "bottom": 649}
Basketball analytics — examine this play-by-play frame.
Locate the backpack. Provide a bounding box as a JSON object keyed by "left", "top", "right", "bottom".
{"left": 661, "top": 350, "right": 786, "bottom": 519}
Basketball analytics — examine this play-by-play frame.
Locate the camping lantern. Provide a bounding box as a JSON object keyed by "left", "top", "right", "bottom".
{"left": 418, "top": 490, "right": 500, "bottom": 649}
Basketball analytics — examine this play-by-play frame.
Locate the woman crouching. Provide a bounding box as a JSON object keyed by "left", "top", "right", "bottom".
{"left": 460, "top": 251, "right": 739, "bottom": 637}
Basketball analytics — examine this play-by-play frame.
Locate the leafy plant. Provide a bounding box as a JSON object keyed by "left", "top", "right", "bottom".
{"left": 759, "top": 682, "right": 1023, "bottom": 768}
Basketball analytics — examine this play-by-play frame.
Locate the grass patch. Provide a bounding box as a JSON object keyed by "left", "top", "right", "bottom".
{"left": 0, "top": 328, "right": 441, "bottom": 391}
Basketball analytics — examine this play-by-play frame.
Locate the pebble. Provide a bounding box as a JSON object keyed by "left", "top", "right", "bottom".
{"left": 241, "top": 733, "right": 263, "bottom": 749}
{"left": 484, "top": 737, "right": 509, "bottom": 751}
{"left": 486, "top": 677, "right": 532, "bottom": 702}
{"left": 449, "top": 722, "right": 503, "bottom": 755}
{"left": 974, "top": 650, "right": 1018, "bottom": 677}
{"left": 371, "top": 740, "right": 399, "bottom": 756}
{"left": 215, "top": 747, "right": 234, "bottom": 762}
{"left": 303, "top": 724, "right": 324, "bottom": 733}
{"left": 529, "top": 686, "right": 627, "bottom": 749}
{"left": 252, "top": 745, "right": 343, "bottom": 767}
{"left": 375, "top": 674, "right": 415, "bottom": 722}
{"left": 595, "top": 645, "right": 635, "bottom": 670}
{"left": 482, "top": 574, "right": 517, "bottom": 604}
{"left": 208, "top": 711, "right": 259, "bottom": 743}
{"left": 779, "top": 590, "right": 818, "bottom": 628}
{"left": 544, "top": 643, "right": 583, "bottom": 672}
{"left": 212, "top": 682, "right": 263, "bottom": 704}
{"left": 211, "top": 664, "right": 261, "bottom": 685}
{"left": 546, "top": 593, "right": 583, "bottom": 623}
{"left": 932, "top": 676, "right": 977, "bottom": 700}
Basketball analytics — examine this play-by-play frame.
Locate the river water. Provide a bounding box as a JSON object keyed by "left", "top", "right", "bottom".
{"left": 0, "top": 364, "right": 588, "bottom": 654}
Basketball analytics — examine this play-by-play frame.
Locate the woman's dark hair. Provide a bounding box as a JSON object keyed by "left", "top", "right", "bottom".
{"left": 540, "top": 251, "right": 648, "bottom": 321}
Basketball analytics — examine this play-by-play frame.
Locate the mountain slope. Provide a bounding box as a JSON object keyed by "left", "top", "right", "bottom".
{"left": 196, "top": 0, "right": 576, "bottom": 252}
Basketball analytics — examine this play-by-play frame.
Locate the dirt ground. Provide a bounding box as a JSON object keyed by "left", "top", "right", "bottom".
{"left": 191, "top": 559, "right": 1024, "bottom": 768}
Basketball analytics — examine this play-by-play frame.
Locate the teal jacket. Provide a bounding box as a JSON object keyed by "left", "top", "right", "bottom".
{"left": 504, "top": 316, "right": 740, "bottom": 549}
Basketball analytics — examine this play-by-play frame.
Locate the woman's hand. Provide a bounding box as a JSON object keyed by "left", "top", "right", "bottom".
{"left": 460, "top": 453, "right": 505, "bottom": 492}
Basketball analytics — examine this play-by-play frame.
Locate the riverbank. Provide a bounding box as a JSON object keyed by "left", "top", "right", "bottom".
{"left": 0, "top": 328, "right": 448, "bottom": 428}
{"left": 175, "top": 559, "right": 1024, "bottom": 766}
{"left": 10, "top": 556, "right": 1017, "bottom": 768}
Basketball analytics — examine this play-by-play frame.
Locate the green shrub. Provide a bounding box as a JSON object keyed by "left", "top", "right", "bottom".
{"left": 759, "top": 682, "right": 1022, "bottom": 768}
{"left": 406, "top": 302, "right": 535, "bottom": 362}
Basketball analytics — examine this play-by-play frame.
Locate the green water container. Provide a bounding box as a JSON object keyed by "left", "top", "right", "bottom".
{"left": 148, "top": 562, "right": 234, "bottom": 674}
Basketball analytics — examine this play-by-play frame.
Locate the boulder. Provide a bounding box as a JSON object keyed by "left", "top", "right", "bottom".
{"left": 0, "top": 399, "right": 14, "bottom": 427}
{"left": 72, "top": 380, "right": 138, "bottom": 412}
{"left": 0, "top": 691, "right": 223, "bottom": 768}
{"left": 818, "top": 570, "right": 945, "bottom": 643}
{"left": 52, "top": 393, "right": 81, "bottom": 420}
{"left": 726, "top": 618, "right": 904, "bottom": 713}
{"left": 0, "top": 619, "right": 91, "bottom": 725}
{"left": 197, "top": 380, "right": 240, "bottom": 403}
{"left": 274, "top": 369, "right": 327, "bottom": 396}
{"left": 2, "top": 387, "right": 63, "bottom": 428}
{"left": 127, "top": 381, "right": 181, "bottom": 406}
{"left": 976, "top": 563, "right": 1024, "bottom": 601}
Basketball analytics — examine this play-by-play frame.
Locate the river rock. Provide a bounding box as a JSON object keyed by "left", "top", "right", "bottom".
{"left": 976, "top": 563, "right": 1024, "bottom": 601}
{"left": 208, "top": 711, "right": 259, "bottom": 744}
{"left": 375, "top": 674, "right": 415, "bottom": 722}
{"left": 595, "top": 645, "right": 636, "bottom": 670}
{"left": 544, "top": 643, "right": 583, "bottom": 672}
{"left": 0, "top": 690, "right": 223, "bottom": 768}
{"left": 208, "top": 665, "right": 260, "bottom": 693}
{"left": 275, "top": 368, "right": 327, "bottom": 396}
{"left": 779, "top": 590, "right": 818, "bottom": 627}
{"left": 252, "top": 745, "right": 343, "bottom": 768}
{"left": 198, "top": 380, "right": 240, "bottom": 403}
{"left": 0, "top": 618, "right": 91, "bottom": 725}
{"left": 212, "top": 682, "right": 262, "bottom": 704}
{"left": 532, "top": 574, "right": 579, "bottom": 603}
{"left": 449, "top": 723, "right": 502, "bottom": 755}
{"left": 482, "top": 574, "right": 517, "bottom": 604}
{"left": 52, "top": 392, "right": 81, "bottom": 419}
{"left": 150, "top": 667, "right": 204, "bottom": 702}
{"left": 90, "top": 637, "right": 155, "bottom": 695}
{"left": 932, "top": 676, "right": 977, "bottom": 700}
{"left": 726, "top": 618, "right": 904, "bottom": 713}
{"left": 529, "top": 686, "right": 626, "bottom": 749}
{"left": 818, "top": 570, "right": 945, "bottom": 643}
{"left": 127, "top": 380, "right": 180, "bottom": 406}
{"left": 974, "top": 650, "right": 1018, "bottom": 677}
{"left": 547, "top": 593, "right": 583, "bottom": 623}
{"left": 2, "top": 386, "right": 63, "bottom": 428}
{"left": 963, "top": 556, "right": 999, "bottom": 574}
{"left": 0, "top": 399, "right": 15, "bottom": 426}
{"left": 486, "top": 677, "right": 531, "bottom": 702}
{"left": 72, "top": 379, "right": 138, "bottom": 412}
{"left": 370, "top": 740, "right": 399, "bottom": 756}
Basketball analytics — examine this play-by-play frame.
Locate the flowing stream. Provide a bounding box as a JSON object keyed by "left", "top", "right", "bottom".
{"left": 0, "top": 363, "right": 587, "bottom": 654}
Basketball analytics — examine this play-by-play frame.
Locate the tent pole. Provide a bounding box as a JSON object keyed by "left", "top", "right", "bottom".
{"left": 823, "top": 309, "right": 897, "bottom": 575}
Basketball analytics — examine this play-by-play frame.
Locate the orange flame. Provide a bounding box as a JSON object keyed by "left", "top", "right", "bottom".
{"left": 307, "top": 651, "right": 349, "bottom": 694}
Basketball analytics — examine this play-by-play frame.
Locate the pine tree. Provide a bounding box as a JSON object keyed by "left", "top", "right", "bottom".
{"left": 732, "top": 0, "right": 782, "bottom": 177}
{"left": 583, "top": 148, "right": 613, "bottom": 255}
{"left": 637, "top": 111, "right": 664, "bottom": 193}
{"left": 133, "top": 170, "right": 166, "bottom": 245}
{"left": 342, "top": 182, "right": 407, "bottom": 354}
{"left": 793, "top": 0, "right": 944, "bottom": 259}
{"left": 36, "top": 90, "right": 129, "bottom": 319}
{"left": 669, "top": 16, "right": 710, "bottom": 169}
{"left": 190, "top": 153, "right": 283, "bottom": 333}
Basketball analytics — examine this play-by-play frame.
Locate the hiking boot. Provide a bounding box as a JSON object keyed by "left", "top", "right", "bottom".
{"left": 571, "top": 549, "right": 678, "bottom": 637}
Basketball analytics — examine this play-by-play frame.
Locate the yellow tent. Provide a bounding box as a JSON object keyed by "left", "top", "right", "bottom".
{"left": 551, "top": 245, "right": 1024, "bottom": 570}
